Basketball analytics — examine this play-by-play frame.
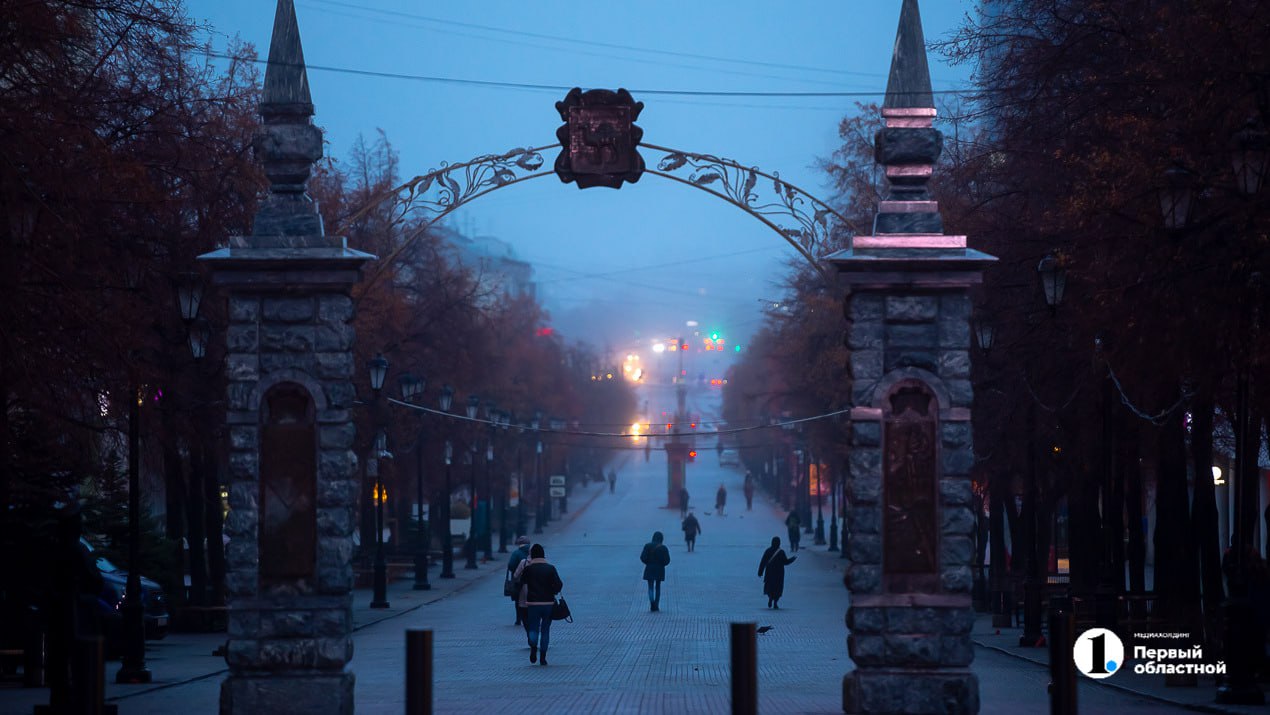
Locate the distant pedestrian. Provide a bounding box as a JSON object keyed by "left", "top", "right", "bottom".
{"left": 758, "top": 536, "right": 797, "bottom": 609}
{"left": 679, "top": 487, "right": 690, "bottom": 518}
{"left": 716, "top": 483, "right": 727, "bottom": 516}
{"left": 785, "top": 511, "right": 801, "bottom": 552}
{"left": 608, "top": 469, "right": 617, "bottom": 494}
{"left": 515, "top": 543, "right": 562, "bottom": 665}
{"left": 640, "top": 531, "right": 671, "bottom": 611}
{"left": 682, "top": 512, "right": 701, "bottom": 552}
{"left": 743, "top": 473, "right": 755, "bottom": 511}
{"left": 507, "top": 535, "right": 531, "bottom": 629}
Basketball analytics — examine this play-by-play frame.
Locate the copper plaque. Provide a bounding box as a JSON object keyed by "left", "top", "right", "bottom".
{"left": 883, "top": 384, "right": 938, "bottom": 581}
{"left": 259, "top": 384, "right": 316, "bottom": 583}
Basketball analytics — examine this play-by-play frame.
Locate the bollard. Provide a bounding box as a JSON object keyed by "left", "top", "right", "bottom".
{"left": 730, "top": 623, "right": 757, "bottom": 715}
{"left": 406, "top": 629, "right": 433, "bottom": 715}
{"left": 1047, "top": 596, "right": 1076, "bottom": 715}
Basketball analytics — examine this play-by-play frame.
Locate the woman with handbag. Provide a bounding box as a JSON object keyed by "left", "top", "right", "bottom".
{"left": 515, "top": 543, "right": 562, "bottom": 665}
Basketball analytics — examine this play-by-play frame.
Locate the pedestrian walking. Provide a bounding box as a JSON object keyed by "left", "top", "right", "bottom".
{"left": 608, "top": 469, "right": 617, "bottom": 494}
{"left": 682, "top": 512, "right": 701, "bottom": 552}
{"left": 715, "top": 483, "right": 727, "bottom": 516}
{"left": 743, "top": 473, "right": 755, "bottom": 511}
{"left": 679, "top": 487, "right": 690, "bottom": 518}
{"left": 640, "top": 531, "right": 671, "bottom": 611}
{"left": 785, "top": 510, "right": 801, "bottom": 552}
{"left": 514, "top": 543, "right": 562, "bottom": 665}
{"left": 758, "top": 536, "right": 797, "bottom": 609}
{"left": 507, "top": 535, "right": 531, "bottom": 628}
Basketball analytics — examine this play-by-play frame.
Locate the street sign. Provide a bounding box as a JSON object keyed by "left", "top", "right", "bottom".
{"left": 549, "top": 475, "right": 566, "bottom": 487}
{"left": 549, "top": 486, "right": 566, "bottom": 498}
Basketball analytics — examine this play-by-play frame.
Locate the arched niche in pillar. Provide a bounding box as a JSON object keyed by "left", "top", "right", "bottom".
{"left": 881, "top": 378, "right": 940, "bottom": 593}
{"left": 260, "top": 382, "right": 317, "bottom": 588}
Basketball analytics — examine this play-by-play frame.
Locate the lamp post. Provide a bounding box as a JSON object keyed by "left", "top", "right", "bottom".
{"left": 496, "top": 410, "right": 511, "bottom": 554}
{"left": 550, "top": 417, "right": 568, "bottom": 514}
{"left": 813, "top": 448, "right": 826, "bottom": 546}
{"left": 399, "top": 373, "right": 430, "bottom": 591}
{"left": 828, "top": 464, "right": 839, "bottom": 552}
{"left": 439, "top": 386, "right": 454, "bottom": 581}
{"left": 533, "top": 410, "right": 544, "bottom": 534}
{"left": 368, "top": 355, "right": 390, "bottom": 609}
{"left": 482, "top": 399, "right": 497, "bottom": 562}
{"left": 115, "top": 381, "right": 152, "bottom": 684}
{"left": 464, "top": 395, "right": 480, "bottom": 570}
{"left": 514, "top": 418, "right": 527, "bottom": 538}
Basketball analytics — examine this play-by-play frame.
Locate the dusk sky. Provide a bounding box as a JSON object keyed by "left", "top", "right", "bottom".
{"left": 183, "top": 0, "right": 975, "bottom": 363}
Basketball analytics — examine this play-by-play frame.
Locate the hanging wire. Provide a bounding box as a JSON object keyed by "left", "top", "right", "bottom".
{"left": 1104, "top": 363, "right": 1194, "bottom": 425}
{"left": 386, "top": 396, "right": 850, "bottom": 439}
{"left": 1022, "top": 370, "right": 1085, "bottom": 414}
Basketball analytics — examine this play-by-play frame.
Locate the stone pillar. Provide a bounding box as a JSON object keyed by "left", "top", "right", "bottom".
{"left": 828, "top": 2, "right": 994, "bottom": 713}
{"left": 199, "top": 2, "right": 373, "bottom": 713}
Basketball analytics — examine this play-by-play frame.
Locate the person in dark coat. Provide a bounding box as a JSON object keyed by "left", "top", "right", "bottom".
{"left": 758, "top": 536, "right": 796, "bottom": 609}
{"left": 516, "top": 543, "right": 562, "bottom": 665}
{"left": 507, "top": 535, "right": 531, "bottom": 629}
{"left": 640, "top": 531, "right": 671, "bottom": 611}
{"left": 682, "top": 512, "right": 701, "bottom": 552}
{"left": 785, "top": 510, "right": 801, "bottom": 552}
{"left": 715, "top": 483, "right": 727, "bottom": 516}
{"left": 679, "top": 487, "right": 690, "bottom": 518}
{"left": 743, "top": 473, "right": 755, "bottom": 511}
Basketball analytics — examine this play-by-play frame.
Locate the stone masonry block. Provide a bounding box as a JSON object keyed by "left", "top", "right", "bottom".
{"left": 938, "top": 350, "right": 972, "bottom": 379}
{"left": 850, "top": 350, "right": 883, "bottom": 380}
{"left": 853, "top": 421, "right": 881, "bottom": 447}
{"left": 314, "top": 352, "right": 354, "bottom": 379}
{"left": 885, "top": 349, "right": 937, "bottom": 374}
{"left": 942, "top": 566, "right": 973, "bottom": 593}
{"left": 317, "top": 294, "right": 354, "bottom": 324}
{"left": 848, "top": 634, "right": 886, "bottom": 665}
{"left": 314, "top": 637, "right": 354, "bottom": 670}
{"left": 318, "top": 565, "right": 354, "bottom": 594}
{"left": 262, "top": 297, "right": 315, "bottom": 323}
{"left": 940, "top": 292, "right": 972, "bottom": 321}
{"left": 227, "top": 353, "right": 259, "bottom": 381}
{"left": 886, "top": 607, "right": 940, "bottom": 634}
{"left": 942, "top": 506, "right": 976, "bottom": 536}
{"left": 847, "top": 534, "right": 881, "bottom": 564}
{"left": 845, "top": 565, "right": 880, "bottom": 593}
{"left": 852, "top": 380, "right": 876, "bottom": 409}
{"left": 314, "top": 323, "right": 355, "bottom": 352}
{"left": 316, "top": 508, "right": 354, "bottom": 538}
{"left": 847, "top": 475, "right": 881, "bottom": 505}
{"left": 939, "top": 478, "right": 973, "bottom": 506}
{"left": 318, "top": 450, "right": 354, "bottom": 482}
{"left": 847, "top": 506, "right": 880, "bottom": 535}
{"left": 228, "top": 296, "right": 260, "bottom": 323}
{"left": 940, "top": 535, "right": 975, "bottom": 567}
{"left": 942, "top": 448, "right": 974, "bottom": 476}
{"left": 941, "top": 422, "right": 971, "bottom": 449}
{"left": 314, "top": 608, "right": 351, "bottom": 637}
{"left": 318, "top": 423, "right": 356, "bottom": 450}
{"left": 261, "top": 610, "right": 315, "bottom": 639}
{"left": 850, "top": 293, "right": 884, "bottom": 321}
{"left": 885, "top": 634, "right": 942, "bottom": 666}
{"left": 886, "top": 323, "right": 937, "bottom": 349}
{"left": 228, "top": 609, "right": 260, "bottom": 639}
{"left": 942, "top": 608, "right": 976, "bottom": 635}
{"left": 324, "top": 382, "right": 355, "bottom": 410}
{"left": 229, "top": 451, "right": 259, "bottom": 481}
{"left": 229, "top": 482, "right": 259, "bottom": 513}
{"left": 318, "top": 536, "right": 354, "bottom": 568}
{"left": 317, "top": 478, "right": 358, "bottom": 508}
{"left": 941, "top": 635, "right": 974, "bottom": 666}
{"left": 261, "top": 325, "right": 314, "bottom": 353}
{"left": 947, "top": 379, "right": 974, "bottom": 408}
{"left": 848, "top": 448, "right": 882, "bottom": 480}
{"left": 938, "top": 314, "right": 972, "bottom": 349}
{"left": 228, "top": 381, "right": 254, "bottom": 411}
{"left": 225, "top": 569, "right": 257, "bottom": 598}
{"left": 227, "top": 325, "right": 259, "bottom": 353}
{"left": 847, "top": 606, "right": 885, "bottom": 633}
{"left": 221, "top": 672, "right": 354, "bottom": 715}
{"left": 846, "top": 320, "right": 883, "bottom": 350}
{"left": 230, "top": 426, "right": 258, "bottom": 451}
{"left": 225, "top": 512, "right": 258, "bottom": 545}
{"left": 260, "top": 352, "right": 315, "bottom": 374}
{"left": 886, "top": 295, "right": 938, "bottom": 322}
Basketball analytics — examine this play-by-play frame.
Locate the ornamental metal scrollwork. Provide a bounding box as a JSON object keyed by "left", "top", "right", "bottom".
{"left": 643, "top": 143, "right": 857, "bottom": 275}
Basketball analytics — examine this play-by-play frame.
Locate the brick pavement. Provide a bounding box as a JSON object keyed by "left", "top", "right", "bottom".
{"left": 0, "top": 448, "right": 1214, "bottom": 713}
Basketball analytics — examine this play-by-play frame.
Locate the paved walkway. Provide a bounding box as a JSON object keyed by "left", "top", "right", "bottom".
{"left": 4, "top": 448, "right": 1255, "bottom": 713}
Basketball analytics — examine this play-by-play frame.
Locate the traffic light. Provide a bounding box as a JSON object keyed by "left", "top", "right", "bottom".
{"left": 688, "top": 450, "right": 697, "bottom": 462}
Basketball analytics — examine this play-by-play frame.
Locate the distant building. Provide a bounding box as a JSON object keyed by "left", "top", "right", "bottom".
{"left": 436, "top": 225, "right": 536, "bottom": 300}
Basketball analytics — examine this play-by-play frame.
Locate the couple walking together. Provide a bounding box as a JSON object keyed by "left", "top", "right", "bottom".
{"left": 507, "top": 536, "right": 563, "bottom": 665}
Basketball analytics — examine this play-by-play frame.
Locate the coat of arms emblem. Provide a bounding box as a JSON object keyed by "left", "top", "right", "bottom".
{"left": 554, "top": 88, "right": 645, "bottom": 189}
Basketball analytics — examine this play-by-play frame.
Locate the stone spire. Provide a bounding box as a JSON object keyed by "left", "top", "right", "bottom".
{"left": 883, "top": 0, "right": 934, "bottom": 111}
{"left": 253, "top": 0, "right": 324, "bottom": 236}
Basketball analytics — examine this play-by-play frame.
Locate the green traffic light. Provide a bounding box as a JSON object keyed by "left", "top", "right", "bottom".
{"left": 734, "top": 345, "right": 742, "bottom": 352}
{"left": 711, "top": 332, "right": 719, "bottom": 340}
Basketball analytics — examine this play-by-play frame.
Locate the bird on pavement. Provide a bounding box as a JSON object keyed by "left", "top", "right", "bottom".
{"left": 756, "top": 626, "right": 774, "bottom": 634}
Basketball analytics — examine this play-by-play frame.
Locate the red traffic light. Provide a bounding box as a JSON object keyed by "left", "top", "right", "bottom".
{"left": 688, "top": 450, "right": 697, "bottom": 461}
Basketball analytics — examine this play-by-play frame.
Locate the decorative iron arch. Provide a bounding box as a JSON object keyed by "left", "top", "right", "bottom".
{"left": 342, "top": 143, "right": 859, "bottom": 288}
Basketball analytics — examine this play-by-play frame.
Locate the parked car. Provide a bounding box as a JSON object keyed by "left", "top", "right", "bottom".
{"left": 82, "top": 539, "right": 170, "bottom": 644}
{"left": 719, "top": 449, "right": 740, "bottom": 467}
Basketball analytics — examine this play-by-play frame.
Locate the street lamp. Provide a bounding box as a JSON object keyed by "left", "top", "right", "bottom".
{"left": 482, "top": 399, "right": 497, "bottom": 561}
{"left": 496, "top": 410, "right": 511, "bottom": 554}
{"left": 187, "top": 316, "right": 211, "bottom": 360}
{"left": 1036, "top": 254, "right": 1067, "bottom": 311}
{"left": 828, "top": 462, "right": 838, "bottom": 552}
{"left": 368, "top": 354, "right": 390, "bottom": 609}
{"left": 550, "top": 417, "right": 567, "bottom": 514}
{"left": 972, "top": 318, "right": 996, "bottom": 354}
{"left": 399, "top": 373, "right": 430, "bottom": 591}
{"left": 464, "top": 395, "right": 480, "bottom": 570}
{"left": 174, "top": 271, "right": 204, "bottom": 324}
{"left": 115, "top": 381, "right": 152, "bottom": 684}
{"left": 1231, "top": 117, "right": 1269, "bottom": 197}
{"left": 438, "top": 386, "right": 455, "bottom": 579}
